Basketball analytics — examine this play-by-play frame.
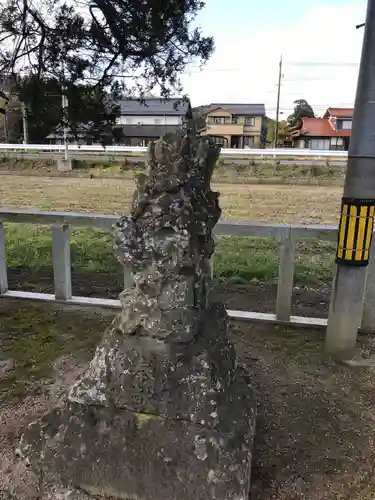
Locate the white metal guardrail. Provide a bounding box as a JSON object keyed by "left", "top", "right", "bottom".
{"left": 0, "top": 143, "right": 348, "bottom": 158}
{"left": 0, "top": 208, "right": 340, "bottom": 328}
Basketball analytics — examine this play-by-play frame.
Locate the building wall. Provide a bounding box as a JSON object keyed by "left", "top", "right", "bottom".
{"left": 206, "top": 108, "right": 232, "bottom": 118}
{"left": 127, "top": 137, "right": 156, "bottom": 147}
{"left": 243, "top": 116, "right": 262, "bottom": 133}
{"left": 117, "top": 115, "right": 182, "bottom": 126}
{"left": 202, "top": 109, "right": 262, "bottom": 141}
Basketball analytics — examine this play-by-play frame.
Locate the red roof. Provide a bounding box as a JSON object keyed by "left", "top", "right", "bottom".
{"left": 324, "top": 107, "right": 354, "bottom": 118}
{"left": 292, "top": 117, "right": 351, "bottom": 137}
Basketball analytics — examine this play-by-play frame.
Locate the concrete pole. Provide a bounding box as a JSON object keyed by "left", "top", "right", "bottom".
{"left": 3, "top": 113, "right": 8, "bottom": 143}
{"left": 60, "top": 61, "right": 69, "bottom": 161}
{"left": 326, "top": 0, "right": 375, "bottom": 357}
{"left": 21, "top": 102, "right": 28, "bottom": 144}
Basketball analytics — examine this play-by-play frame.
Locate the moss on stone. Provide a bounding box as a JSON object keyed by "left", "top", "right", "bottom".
{"left": 133, "top": 412, "right": 163, "bottom": 428}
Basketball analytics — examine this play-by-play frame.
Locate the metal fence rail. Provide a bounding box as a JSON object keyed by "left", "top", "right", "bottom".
{"left": 0, "top": 209, "right": 339, "bottom": 328}
{"left": 0, "top": 143, "right": 348, "bottom": 159}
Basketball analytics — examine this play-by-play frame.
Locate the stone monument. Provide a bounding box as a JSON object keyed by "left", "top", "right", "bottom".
{"left": 13, "top": 134, "right": 256, "bottom": 499}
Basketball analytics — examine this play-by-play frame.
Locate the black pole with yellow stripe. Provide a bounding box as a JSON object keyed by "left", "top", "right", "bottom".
{"left": 336, "top": 198, "right": 375, "bottom": 266}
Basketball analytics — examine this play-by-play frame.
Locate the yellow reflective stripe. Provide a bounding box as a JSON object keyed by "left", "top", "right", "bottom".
{"left": 355, "top": 205, "right": 369, "bottom": 260}
{"left": 363, "top": 206, "right": 375, "bottom": 261}
{"left": 344, "top": 205, "right": 357, "bottom": 261}
{"left": 337, "top": 204, "right": 348, "bottom": 259}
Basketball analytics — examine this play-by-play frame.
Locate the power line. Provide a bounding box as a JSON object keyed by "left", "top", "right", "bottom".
{"left": 185, "top": 61, "right": 360, "bottom": 75}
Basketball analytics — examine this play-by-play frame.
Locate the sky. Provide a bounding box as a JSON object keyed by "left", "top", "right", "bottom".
{"left": 181, "top": 0, "right": 367, "bottom": 118}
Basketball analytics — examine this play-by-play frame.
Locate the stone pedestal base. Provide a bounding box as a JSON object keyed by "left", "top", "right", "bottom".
{"left": 15, "top": 305, "right": 256, "bottom": 500}
{"left": 22, "top": 385, "right": 253, "bottom": 500}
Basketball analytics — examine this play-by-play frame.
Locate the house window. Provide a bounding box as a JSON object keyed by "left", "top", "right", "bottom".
{"left": 330, "top": 137, "right": 344, "bottom": 145}
{"left": 243, "top": 136, "right": 255, "bottom": 148}
{"left": 213, "top": 136, "right": 226, "bottom": 146}
{"left": 330, "top": 137, "right": 344, "bottom": 149}
{"left": 231, "top": 116, "right": 238, "bottom": 124}
{"left": 336, "top": 119, "right": 352, "bottom": 130}
{"left": 209, "top": 116, "right": 228, "bottom": 124}
{"left": 245, "top": 117, "right": 255, "bottom": 126}
{"left": 310, "top": 139, "right": 330, "bottom": 150}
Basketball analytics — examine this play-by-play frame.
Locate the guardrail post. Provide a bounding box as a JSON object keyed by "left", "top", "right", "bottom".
{"left": 276, "top": 227, "right": 295, "bottom": 321}
{"left": 52, "top": 224, "right": 72, "bottom": 300}
{"left": 57, "top": 158, "right": 72, "bottom": 172}
{"left": 0, "top": 222, "right": 8, "bottom": 294}
{"left": 362, "top": 236, "right": 375, "bottom": 332}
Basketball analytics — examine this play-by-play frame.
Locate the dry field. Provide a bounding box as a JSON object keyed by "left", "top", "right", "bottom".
{"left": 1, "top": 174, "right": 342, "bottom": 224}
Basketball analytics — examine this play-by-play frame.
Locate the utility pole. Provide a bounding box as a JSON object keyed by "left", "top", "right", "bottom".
{"left": 21, "top": 102, "right": 28, "bottom": 144}
{"left": 62, "top": 93, "right": 69, "bottom": 159}
{"left": 326, "top": 0, "right": 375, "bottom": 357}
{"left": 273, "top": 54, "right": 282, "bottom": 149}
{"left": 4, "top": 112, "right": 9, "bottom": 143}
{"left": 0, "top": 88, "right": 10, "bottom": 143}
{"left": 61, "top": 61, "right": 69, "bottom": 160}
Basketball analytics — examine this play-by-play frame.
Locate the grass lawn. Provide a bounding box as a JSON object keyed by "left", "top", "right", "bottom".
{"left": 0, "top": 302, "right": 106, "bottom": 404}
{"left": 3, "top": 224, "right": 336, "bottom": 287}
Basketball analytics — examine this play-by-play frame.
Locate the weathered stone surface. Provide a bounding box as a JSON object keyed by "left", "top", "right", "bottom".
{"left": 69, "top": 304, "right": 241, "bottom": 423}
{"left": 21, "top": 394, "right": 253, "bottom": 500}
{"left": 114, "top": 134, "right": 220, "bottom": 344}
{"left": 13, "top": 134, "right": 257, "bottom": 500}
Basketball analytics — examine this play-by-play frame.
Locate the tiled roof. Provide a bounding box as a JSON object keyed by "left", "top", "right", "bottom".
{"left": 119, "top": 98, "right": 191, "bottom": 116}
{"left": 324, "top": 107, "right": 354, "bottom": 118}
{"left": 204, "top": 103, "right": 265, "bottom": 116}
{"left": 292, "top": 117, "right": 351, "bottom": 137}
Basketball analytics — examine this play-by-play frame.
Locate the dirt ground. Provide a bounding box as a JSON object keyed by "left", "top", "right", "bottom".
{"left": 7, "top": 266, "right": 331, "bottom": 319}
{"left": 1, "top": 296, "right": 375, "bottom": 500}
{"left": 0, "top": 173, "right": 342, "bottom": 223}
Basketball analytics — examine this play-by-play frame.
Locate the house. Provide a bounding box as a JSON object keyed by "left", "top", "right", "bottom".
{"left": 198, "top": 103, "right": 267, "bottom": 148}
{"left": 291, "top": 107, "right": 353, "bottom": 150}
{"left": 46, "top": 97, "right": 192, "bottom": 145}
{"left": 117, "top": 97, "right": 192, "bottom": 146}
{"left": 46, "top": 124, "right": 96, "bottom": 145}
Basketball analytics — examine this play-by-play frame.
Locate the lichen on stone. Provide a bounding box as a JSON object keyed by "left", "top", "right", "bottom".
{"left": 114, "top": 133, "right": 221, "bottom": 343}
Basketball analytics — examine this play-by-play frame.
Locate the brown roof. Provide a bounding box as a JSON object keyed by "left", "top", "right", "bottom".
{"left": 292, "top": 117, "right": 351, "bottom": 137}
{"left": 324, "top": 107, "right": 354, "bottom": 118}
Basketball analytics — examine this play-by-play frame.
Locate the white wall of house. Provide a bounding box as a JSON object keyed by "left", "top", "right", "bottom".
{"left": 116, "top": 115, "right": 182, "bottom": 125}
